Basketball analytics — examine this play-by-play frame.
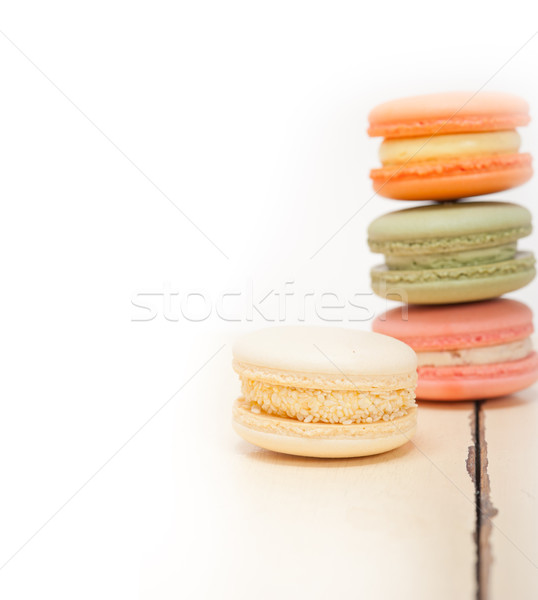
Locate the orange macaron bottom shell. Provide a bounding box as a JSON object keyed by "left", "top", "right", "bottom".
{"left": 416, "top": 352, "right": 538, "bottom": 401}
{"left": 370, "top": 153, "right": 533, "bottom": 201}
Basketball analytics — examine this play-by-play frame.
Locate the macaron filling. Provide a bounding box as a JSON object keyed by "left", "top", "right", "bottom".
{"left": 385, "top": 243, "right": 517, "bottom": 270}
{"left": 379, "top": 130, "right": 521, "bottom": 166}
{"left": 239, "top": 376, "right": 416, "bottom": 425}
{"left": 416, "top": 338, "right": 533, "bottom": 368}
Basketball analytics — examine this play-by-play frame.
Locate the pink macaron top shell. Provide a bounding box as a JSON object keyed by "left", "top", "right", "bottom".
{"left": 373, "top": 299, "right": 534, "bottom": 351}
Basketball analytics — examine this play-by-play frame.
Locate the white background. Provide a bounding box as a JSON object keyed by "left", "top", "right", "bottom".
{"left": 0, "top": 1, "right": 537, "bottom": 598}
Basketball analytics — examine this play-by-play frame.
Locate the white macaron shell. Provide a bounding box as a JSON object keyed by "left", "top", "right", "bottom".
{"left": 233, "top": 326, "right": 417, "bottom": 376}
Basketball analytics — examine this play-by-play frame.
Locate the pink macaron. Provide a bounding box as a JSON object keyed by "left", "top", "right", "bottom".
{"left": 372, "top": 299, "right": 538, "bottom": 401}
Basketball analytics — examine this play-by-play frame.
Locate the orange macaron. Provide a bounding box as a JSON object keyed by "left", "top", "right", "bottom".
{"left": 368, "top": 91, "right": 533, "bottom": 201}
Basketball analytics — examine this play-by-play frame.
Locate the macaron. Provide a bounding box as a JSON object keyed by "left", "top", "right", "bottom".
{"left": 232, "top": 326, "right": 418, "bottom": 458}
{"left": 368, "top": 91, "right": 532, "bottom": 200}
{"left": 373, "top": 300, "right": 538, "bottom": 401}
{"left": 368, "top": 201, "right": 535, "bottom": 304}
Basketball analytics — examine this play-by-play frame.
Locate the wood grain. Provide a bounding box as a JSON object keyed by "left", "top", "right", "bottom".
{"left": 483, "top": 386, "right": 538, "bottom": 600}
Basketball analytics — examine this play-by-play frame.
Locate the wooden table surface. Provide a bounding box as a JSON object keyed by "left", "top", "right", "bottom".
{"left": 140, "top": 349, "right": 538, "bottom": 600}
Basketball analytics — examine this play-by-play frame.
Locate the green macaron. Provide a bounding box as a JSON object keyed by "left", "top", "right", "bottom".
{"left": 367, "top": 201, "right": 536, "bottom": 304}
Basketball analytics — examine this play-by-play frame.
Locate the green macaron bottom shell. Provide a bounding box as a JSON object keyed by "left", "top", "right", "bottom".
{"left": 371, "top": 251, "right": 536, "bottom": 304}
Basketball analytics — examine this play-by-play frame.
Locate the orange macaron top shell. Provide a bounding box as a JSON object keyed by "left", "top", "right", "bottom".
{"left": 368, "top": 91, "right": 530, "bottom": 139}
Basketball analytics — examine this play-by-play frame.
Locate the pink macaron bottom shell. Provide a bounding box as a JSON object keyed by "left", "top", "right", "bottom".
{"left": 416, "top": 352, "right": 538, "bottom": 401}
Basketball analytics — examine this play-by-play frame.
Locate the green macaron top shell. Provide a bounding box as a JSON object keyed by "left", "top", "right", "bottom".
{"left": 368, "top": 201, "right": 532, "bottom": 256}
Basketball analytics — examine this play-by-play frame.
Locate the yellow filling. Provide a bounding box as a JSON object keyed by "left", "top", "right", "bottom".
{"left": 379, "top": 130, "right": 521, "bottom": 166}
{"left": 240, "top": 377, "right": 416, "bottom": 425}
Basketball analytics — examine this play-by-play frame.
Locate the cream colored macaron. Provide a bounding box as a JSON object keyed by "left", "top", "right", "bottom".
{"left": 232, "top": 326, "right": 418, "bottom": 458}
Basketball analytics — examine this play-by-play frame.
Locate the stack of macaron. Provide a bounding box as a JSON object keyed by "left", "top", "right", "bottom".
{"left": 367, "top": 91, "right": 538, "bottom": 400}
{"left": 230, "top": 91, "right": 538, "bottom": 459}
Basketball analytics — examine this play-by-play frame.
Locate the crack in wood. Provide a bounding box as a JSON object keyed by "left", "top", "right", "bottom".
{"left": 467, "top": 401, "right": 498, "bottom": 600}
